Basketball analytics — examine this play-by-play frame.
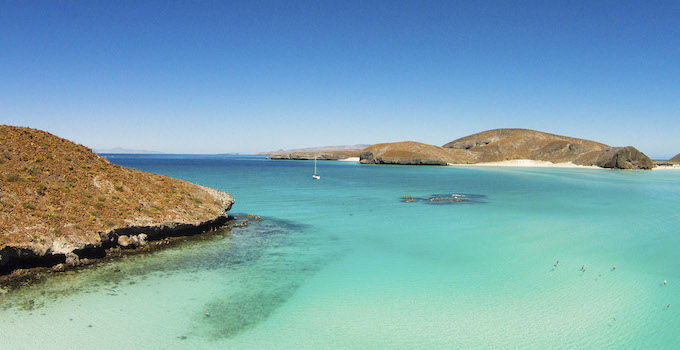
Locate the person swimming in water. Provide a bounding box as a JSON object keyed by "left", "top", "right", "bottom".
{"left": 554, "top": 260, "right": 559, "bottom": 267}
{"left": 581, "top": 264, "right": 587, "bottom": 271}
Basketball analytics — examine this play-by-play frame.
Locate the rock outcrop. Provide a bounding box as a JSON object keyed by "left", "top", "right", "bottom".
{"left": 591, "top": 147, "right": 655, "bottom": 170}
{"left": 270, "top": 150, "right": 360, "bottom": 160}
{"left": 0, "top": 125, "right": 235, "bottom": 275}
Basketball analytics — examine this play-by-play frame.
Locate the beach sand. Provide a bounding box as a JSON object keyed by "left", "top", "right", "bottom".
{"left": 338, "top": 157, "right": 360, "bottom": 162}
{"left": 653, "top": 165, "right": 680, "bottom": 170}
{"left": 447, "top": 159, "right": 601, "bottom": 169}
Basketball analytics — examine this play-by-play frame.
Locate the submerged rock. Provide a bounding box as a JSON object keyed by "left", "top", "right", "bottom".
{"left": 401, "top": 193, "right": 486, "bottom": 205}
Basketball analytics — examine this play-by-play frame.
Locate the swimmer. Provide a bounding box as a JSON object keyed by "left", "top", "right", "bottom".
{"left": 205, "top": 312, "right": 211, "bottom": 317}
{"left": 581, "top": 264, "right": 587, "bottom": 271}
{"left": 668, "top": 304, "right": 671, "bottom": 308}
{"left": 554, "top": 260, "right": 559, "bottom": 267}
{"left": 663, "top": 280, "right": 668, "bottom": 285}
{"left": 612, "top": 266, "right": 616, "bottom": 271}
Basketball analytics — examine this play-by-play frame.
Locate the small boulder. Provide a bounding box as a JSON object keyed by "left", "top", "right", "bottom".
{"left": 118, "top": 235, "right": 132, "bottom": 247}
{"left": 137, "top": 233, "right": 148, "bottom": 246}
{"left": 65, "top": 252, "right": 80, "bottom": 267}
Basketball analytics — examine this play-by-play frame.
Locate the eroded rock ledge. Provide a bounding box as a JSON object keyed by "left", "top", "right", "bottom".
{"left": 0, "top": 213, "right": 235, "bottom": 276}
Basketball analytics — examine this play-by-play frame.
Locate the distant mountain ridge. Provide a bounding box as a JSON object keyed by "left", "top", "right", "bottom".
{"left": 260, "top": 144, "right": 369, "bottom": 155}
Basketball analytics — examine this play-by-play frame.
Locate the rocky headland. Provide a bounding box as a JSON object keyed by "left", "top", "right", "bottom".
{"left": 0, "top": 125, "right": 235, "bottom": 279}
{"left": 270, "top": 150, "right": 361, "bottom": 160}
{"left": 360, "top": 129, "right": 655, "bottom": 170}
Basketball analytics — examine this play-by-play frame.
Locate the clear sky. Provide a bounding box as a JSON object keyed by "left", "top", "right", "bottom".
{"left": 2, "top": 1, "right": 679, "bottom": 158}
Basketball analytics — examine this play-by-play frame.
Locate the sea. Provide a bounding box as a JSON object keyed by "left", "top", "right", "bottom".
{"left": 1, "top": 155, "right": 679, "bottom": 349}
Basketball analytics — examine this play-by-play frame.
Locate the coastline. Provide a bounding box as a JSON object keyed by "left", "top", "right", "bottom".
{"left": 446, "top": 159, "right": 602, "bottom": 169}
{"left": 652, "top": 165, "right": 680, "bottom": 171}
{"left": 0, "top": 214, "right": 241, "bottom": 290}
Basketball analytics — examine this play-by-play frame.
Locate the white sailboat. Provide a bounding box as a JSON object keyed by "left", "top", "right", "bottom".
{"left": 312, "top": 155, "right": 320, "bottom": 179}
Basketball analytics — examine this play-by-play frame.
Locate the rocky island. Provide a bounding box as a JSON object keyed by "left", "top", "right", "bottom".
{"left": 360, "top": 129, "right": 655, "bottom": 170}
{"left": 0, "top": 125, "right": 235, "bottom": 278}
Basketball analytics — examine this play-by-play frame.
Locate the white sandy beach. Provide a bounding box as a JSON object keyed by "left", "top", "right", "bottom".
{"left": 653, "top": 165, "right": 680, "bottom": 170}
{"left": 338, "top": 157, "right": 360, "bottom": 162}
{"left": 447, "top": 159, "right": 601, "bottom": 169}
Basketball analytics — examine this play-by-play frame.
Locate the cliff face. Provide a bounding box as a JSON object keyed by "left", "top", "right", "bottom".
{"left": 270, "top": 150, "right": 360, "bottom": 160}
{"left": 0, "top": 125, "right": 234, "bottom": 275}
{"left": 360, "top": 129, "right": 654, "bottom": 169}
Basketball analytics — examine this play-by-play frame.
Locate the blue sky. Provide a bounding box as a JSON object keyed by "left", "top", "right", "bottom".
{"left": 2, "top": 1, "right": 679, "bottom": 158}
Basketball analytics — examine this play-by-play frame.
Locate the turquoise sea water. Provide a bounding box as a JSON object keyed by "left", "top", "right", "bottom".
{"left": 1, "top": 155, "right": 679, "bottom": 349}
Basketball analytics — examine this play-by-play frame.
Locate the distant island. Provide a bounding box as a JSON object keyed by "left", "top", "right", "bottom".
{"left": 0, "top": 125, "right": 235, "bottom": 280}
{"left": 94, "top": 147, "right": 164, "bottom": 154}
{"left": 268, "top": 144, "right": 367, "bottom": 160}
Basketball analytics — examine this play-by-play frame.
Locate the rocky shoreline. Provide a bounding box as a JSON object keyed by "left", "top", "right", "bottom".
{"left": 0, "top": 213, "right": 242, "bottom": 290}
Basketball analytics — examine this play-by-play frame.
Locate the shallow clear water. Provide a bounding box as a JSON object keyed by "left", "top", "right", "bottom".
{"left": 1, "top": 155, "right": 679, "bottom": 349}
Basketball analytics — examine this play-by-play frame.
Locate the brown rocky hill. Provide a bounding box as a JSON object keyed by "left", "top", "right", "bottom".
{"left": 0, "top": 125, "right": 234, "bottom": 275}
{"left": 270, "top": 150, "right": 360, "bottom": 160}
{"left": 669, "top": 153, "right": 680, "bottom": 163}
{"left": 360, "top": 141, "right": 474, "bottom": 165}
{"left": 443, "top": 128, "right": 610, "bottom": 163}
{"left": 360, "top": 129, "right": 654, "bottom": 169}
